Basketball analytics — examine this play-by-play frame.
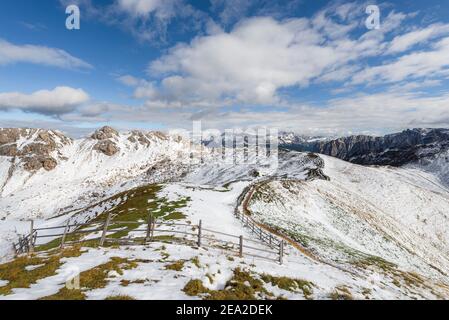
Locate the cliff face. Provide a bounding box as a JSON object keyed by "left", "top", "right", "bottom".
{"left": 281, "top": 128, "right": 449, "bottom": 166}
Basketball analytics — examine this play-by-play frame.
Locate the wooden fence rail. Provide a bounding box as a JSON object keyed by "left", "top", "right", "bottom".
{"left": 234, "top": 183, "right": 282, "bottom": 250}
{"left": 13, "top": 213, "right": 285, "bottom": 264}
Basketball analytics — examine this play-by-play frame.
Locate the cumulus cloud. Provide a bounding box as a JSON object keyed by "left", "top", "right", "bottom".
{"left": 24, "top": 1, "right": 449, "bottom": 136}
{"left": 147, "top": 17, "right": 336, "bottom": 105}
{"left": 0, "top": 39, "right": 92, "bottom": 70}
{"left": 0, "top": 87, "right": 90, "bottom": 115}
{"left": 143, "top": 8, "right": 411, "bottom": 107}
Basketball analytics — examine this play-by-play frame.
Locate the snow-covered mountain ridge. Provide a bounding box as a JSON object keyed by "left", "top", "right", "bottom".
{"left": 1, "top": 126, "right": 449, "bottom": 299}
{"left": 0, "top": 126, "right": 199, "bottom": 219}
{"left": 280, "top": 128, "right": 449, "bottom": 186}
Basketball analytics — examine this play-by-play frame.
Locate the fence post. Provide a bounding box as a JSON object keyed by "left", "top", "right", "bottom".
{"left": 146, "top": 213, "right": 152, "bottom": 243}
{"left": 197, "top": 220, "right": 202, "bottom": 248}
{"left": 60, "top": 220, "right": 70, "bottom": 250}
{"left": 151, "top": 215, "right": 156, "bottom": 241}
{"left": 239, "top": 236, "right": 243, "bottom": 258}
{"left": 100, "top": 212, "right": 112, "bottom": 246}
{"left": 28, "top": 220, "right": 35, "bottom": 255}
{"left": 279, "top": 241, "right": 284, "bottom": 265}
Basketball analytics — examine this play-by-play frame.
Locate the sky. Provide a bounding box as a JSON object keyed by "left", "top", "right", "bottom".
{"left": 1, "top": 0, "right": 449, "bottom": 137}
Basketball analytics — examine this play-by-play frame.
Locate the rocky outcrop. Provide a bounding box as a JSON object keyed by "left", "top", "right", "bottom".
{"left": 93, "top": 140, "right": 119, "bottom": 156}
{"left": 91, "top": 126, "right": 118, "bottom": 140}
{"left": 0, "top": 128, "right": 71, "bottom": 171}
{"left": 127, "top": 130, "right": 169, "bottom": 146}
{"left": 91, "top": 126, "right": 120, "bottom": 156}
{"left": 23, "top": 157, "right": 58, "bottom": 171}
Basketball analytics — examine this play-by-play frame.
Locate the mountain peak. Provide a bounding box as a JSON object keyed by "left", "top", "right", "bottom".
{"left": 91, "top": 126, "right": 119, "bottom": 141}
{"left": 0, "top": 128, "right": 72, "bottom": 171}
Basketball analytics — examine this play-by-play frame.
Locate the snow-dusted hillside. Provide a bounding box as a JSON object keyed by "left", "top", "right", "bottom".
{"left": 1, "top": 127, "right": 449, "bottom": 300}
{"left": 247, "top": 155, "right": 449, "bottom": 286}
{"left": 0, "top": 127, "right": 205, "bottom": 261}
{"left": 0, "top": 127, "right": 200, "bottom": 220}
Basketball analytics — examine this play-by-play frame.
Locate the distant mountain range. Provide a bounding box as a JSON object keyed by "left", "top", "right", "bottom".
{"left": 280, "top": 128, "right": 449, "bottom": 186}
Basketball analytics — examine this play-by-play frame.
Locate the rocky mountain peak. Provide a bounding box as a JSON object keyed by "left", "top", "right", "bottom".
{"left": 91, "top": 126, "right": 119, "bottom": 140}
{"left": 0, "top": 128, "right": 72, "bottom": 171}
{"left": 91, "top": 126, "right": 120, "bottom": 156}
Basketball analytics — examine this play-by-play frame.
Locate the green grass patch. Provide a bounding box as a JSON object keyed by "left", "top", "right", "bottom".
{"left": 261, "top": 274, "right": 314, "bottom": 299}
{"left": 40, "top": 257, "right": 140, "bottom": 300}
{"left": 163, "top": 212, "right": 186, "bottom": 221}
{"left": 36, "top": 184, "right": 191, "bottom": 252}
{"left": 183, "top": 268, "right": 273, "bottom": 300}
{"left": 165, "top": 260, "right": 185, "bottom": 272}
{"left": 0, "top": 246, "right": 84, "bottom": 296}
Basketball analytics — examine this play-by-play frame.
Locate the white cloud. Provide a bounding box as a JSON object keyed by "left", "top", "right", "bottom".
{"left": 146, "top": 15, "right": 371, "bottom": 106}
{"left": 143, "top": 6, "right": 417, "bottom": 107}
{"left": 0, "top": 87, "right": 90, "bottom": 115}
{"left": 387, "top": 23, "right": 449, "bottom": 54}
{"left": 60, "top": 0, "right": 204, "bottom": 43}
{"left": 156, "top": 91, "right": 449, "bottom": 135}
{"left": 116, "top": 0, "right": 175, "bottom": 19}
{"left": 29, "top": 2, "right": 449, "bottom": 136}
{"left": 0, "top": 39, "right": 92, "bottom": 70}
{"left": 352, "top": 37, "right": 449, "bottom": 85}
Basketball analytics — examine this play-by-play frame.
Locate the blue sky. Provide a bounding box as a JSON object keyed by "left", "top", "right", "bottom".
{"left": 1, "top": 0, "right": 449, "bottom": 137}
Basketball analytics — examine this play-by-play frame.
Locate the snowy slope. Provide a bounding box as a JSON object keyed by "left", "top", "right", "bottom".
{"left": 2, "top": 127, "right": 449, "bottom": 299}
{"left": 408, "top": 148, "right": 449, "bottom": 187}
{"left": 0, "top": 129, "right": 199, "bottom": 220}
{"left": 247, "top": 154, "right": 449, "bottom": 284}
{"left": 3, "top": 180, "right": 447, "bottom": 300}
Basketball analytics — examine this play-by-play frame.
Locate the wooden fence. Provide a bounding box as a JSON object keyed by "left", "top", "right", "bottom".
{"left": 234, "top": 182, "right": 284, "bottom": 263}
{"left": 13, "top": 213, "right": 285, "bottom": 264}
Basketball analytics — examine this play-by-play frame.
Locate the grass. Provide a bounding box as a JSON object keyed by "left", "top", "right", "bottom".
{"left": 33, "top": 184, "right": 191, "bottom": 252}
{"left": 261, "top": 274, "right": 314, "bottom": 299}
{"left": 353, "top": 255, "right": 436, "bottom": 295}
{"left": 152, "top": 235, "right": 177, "bottom": 242}
{"left": 183, "top": 268, "right": 273, "bottom": 300}
{"left": 35, "top": 237, "right": 99, "bottom": 253}
{"left": 105, "top": 295, "right": 135, "bottom": 300}
{"left": 0, "top": 246, "right": 84, "bottom": 296}
{"left": 39, "top": 257, "right": 140, "bottom": 300}
{"left": 165, "top": 260, "right": 185, "bottom": 272}
{"left": 163, "top": 212, "right": 186, "bottom": 221}
{"left": 191, "top": 256, "right": 201, "bottom": 268}
{"left": 40, "top": 287, "right": 87, "bottom": 300}
{"left": 353, "top": 255, "right": 397, "bottom": 272}
{"left": 98, "top": 185, "right": 190, "bottom": 239}
{"left": 329, "top": 286, "right": 354, "bottom": 300}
